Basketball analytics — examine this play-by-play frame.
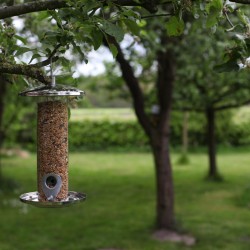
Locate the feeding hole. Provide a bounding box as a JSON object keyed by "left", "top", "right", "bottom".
{"left": 46, "top": 175, "right": 57, "bottom": 189}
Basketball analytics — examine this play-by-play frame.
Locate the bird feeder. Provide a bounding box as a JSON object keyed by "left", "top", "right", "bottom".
{"left": 19, "top": 76, "right": 86, "bottom": 208}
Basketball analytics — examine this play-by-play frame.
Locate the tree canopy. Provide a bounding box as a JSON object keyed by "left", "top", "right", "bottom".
{"left": 0, "top": 0, "right": 250, "bottom": 85}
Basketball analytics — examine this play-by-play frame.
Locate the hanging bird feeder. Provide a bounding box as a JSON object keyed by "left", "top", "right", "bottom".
{"left": 19, "top": 71, "right": 86, "bottom": 208}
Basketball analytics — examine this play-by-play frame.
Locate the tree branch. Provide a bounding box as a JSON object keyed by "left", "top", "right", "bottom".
{"left": 173, "top": 106, "right": 204, "bottom": 112}
{"left": 105, "top": 39, "right": 152, "bottom": 136}
{"left": 32, "top": 56, "right": 59, "bottom": 68}
{"left": 215, "top": 100, "right": 250, "bottom": 111}
{"left": 230, "top": 0, "right": 250, "bottom": 4}
{"left": 142, "top": 13, "right": 171, "bottom": 19}
{"left": 0, "top": 0, "right": 160, "bottom": 20}
{"left": 0, "top": 62, "right": 50, "bottom": 84}
{"left": 0, "top": 0, "right": 68, "bottom": 19}
{"left": 32, "top": 44, "right": 61, "bottom": 67}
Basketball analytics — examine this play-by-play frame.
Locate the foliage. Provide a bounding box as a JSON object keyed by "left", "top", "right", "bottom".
{"left": 173, "top": 25, "right": 250, "bottom": 112}
{"left": 214, "top": 8, "right": 250, "bottom": 72}
{"left": 68, "top": 120, "right": 149, "bottom": 151}
{"left": 0, "top": 0, "right": 249, "bottom": 85}
{"left": 2, "top": 80, "right": 36, "bottom": 150}
{"left": 8, "top": 108, "right": 250, "bottom": 151}
{"left": 1, "top": 151, "right": 250, "bottom": 250}
{"left": 176, "top": 153, "right": 190, "bottom": 165}
{"left": 227, "top": 120, "right": 250, "bottom": 146}
{"left": 77, "top": 74, "right": 131, "bottom": 108}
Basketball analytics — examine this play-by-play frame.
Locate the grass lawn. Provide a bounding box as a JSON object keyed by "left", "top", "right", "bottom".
{"left": 70, "top": 106, "right": 250, "bottom": 123}
{"left": 0, "top": 151, "right": 250, "bottom": 250}
{"left": 70, "top": 108, "right": 136, "bottom": 121}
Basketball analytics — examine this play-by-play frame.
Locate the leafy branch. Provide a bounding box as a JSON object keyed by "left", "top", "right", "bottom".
{"left": 32, "top": 44, "right": 61, "bottom": 67}
{"left": 0, "top": 0, "right": 161, "bottom": 20}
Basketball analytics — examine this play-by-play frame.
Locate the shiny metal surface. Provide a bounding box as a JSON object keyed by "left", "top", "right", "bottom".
{"left": 20, "top": 191, "right": 86, "bottom": 208}
{"left": 19, "top": 84, "right": 85, "bottom": 97}
{"left": 42, "top": 173, "right": 62, "bottom": 201}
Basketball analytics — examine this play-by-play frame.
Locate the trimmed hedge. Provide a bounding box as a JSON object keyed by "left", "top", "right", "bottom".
{"left": 10, "top": 110, "right": 250, "bottom": 151}
{"left": 68, "top": 120, "right": 149, "bottom": 151}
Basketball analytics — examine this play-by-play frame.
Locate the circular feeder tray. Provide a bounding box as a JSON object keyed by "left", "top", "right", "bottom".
{"left": 19, "top": 84, "right": 85, "bottom": 97}
{"left": 20, "top": 191, "right": 86, "bottom": 208}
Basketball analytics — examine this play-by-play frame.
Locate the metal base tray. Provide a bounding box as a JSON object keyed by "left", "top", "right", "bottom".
{"left": 20, "top": 191, "right": 86, "bottom": 208}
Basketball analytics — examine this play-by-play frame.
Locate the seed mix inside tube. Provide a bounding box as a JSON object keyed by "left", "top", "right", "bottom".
{"left": 37, "top": 101, "right": 68, "bottom": 201}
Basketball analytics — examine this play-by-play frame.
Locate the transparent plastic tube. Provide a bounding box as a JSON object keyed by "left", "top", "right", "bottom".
{"left": 37, "top": 100, "right": 68, "bottom": 201}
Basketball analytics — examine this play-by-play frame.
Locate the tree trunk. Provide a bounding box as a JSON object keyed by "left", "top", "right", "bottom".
{"left": 151, "top": 130, "right": 175, "bottom": 229}
{"left": 182, "top": 112, "right": 189, "bottom": 154}
{"left": 110, "top": 38, "right": 176, "bottom": 230}
{"left": 0, "top": 75, "right": 7, "bottom": 181}
{"left": 177, "top": 111, "right": 189, "bottom": 165}
{"left": 0, "top": 77, "right": 6, "bottom": 147}
{"left": 206, "top": 108, "right": 219, "bottom": 179}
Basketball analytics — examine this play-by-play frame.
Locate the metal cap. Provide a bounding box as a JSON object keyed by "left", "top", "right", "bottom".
{"left": 19, "top": 84, "right": 85, "bottom": 97}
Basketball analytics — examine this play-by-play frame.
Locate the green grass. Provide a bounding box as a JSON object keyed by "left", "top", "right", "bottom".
{"left": 70, "top": 108, "right": 136, "bottom": 121}
{"left": 1, "top": 151, "right": 250, "bottom": 250}
{"left": 71, "top": 106, "right": 250, "bottom": 123}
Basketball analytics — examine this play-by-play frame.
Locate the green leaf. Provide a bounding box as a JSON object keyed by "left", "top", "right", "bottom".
{"left": 49, "top": 10, "right": 63, "bottom": 28}
{"left": 29, "top": 53, "right": 42, "bottom": 64}
{"left": 43, "top": 31, "right": 58, "bottom": 44}
{"left": 45, "top": 48, "right": 52, "bottom": 55}
{"left": 122, "top": 9, "right": 140, "bottom": 19}
{"left": 206, "top": 0, "right": 223, "bottom": 12}
{"left": 214, "top": 61, "right": 239, "bottom": 73}
{"left": 109, "top": 43, "right": 118, "bottom": 58}
{"left": 123, "top": 19, "right": 140, "bottom": 36}
{"left": 91, "top": 28, "right": 103, "bottom": 50}
{"left": 206, "top": 6, "right": 219, "bottom": 28}
{"left": 212, "top": 0, "right": 223, "bottom": 10}
{"left": 14, "top": 46, "right": 31, "bottom": 57}
{"left": 61, "top": 57, "right": 69, "bottom": 67}
{"left": 84, "top": 0, "right": 102, "bottom": 12}
{"left": 237, "top": 9, "right": 249, "bottom": 25}
{"left": 101, "top": 21, "right": 124, "bottom": 42}
{"left": 14, "top": 35, "right": 27, "bottom": 45}
{"left": 205, "top": 0, "right": 223, "bottom": 28}
{"left": 166, "top": 16, "right": 185, "bottom": 36}
{"left": 72, "top": 41, "right": 85, "bottom": 59}
{"left": 37, "top": 11, "right": 50, "bottom": 21}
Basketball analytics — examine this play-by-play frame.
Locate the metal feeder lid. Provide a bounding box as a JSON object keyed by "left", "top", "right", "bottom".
{"left": 19, "top": 84, "right": 85, "bottom": 97}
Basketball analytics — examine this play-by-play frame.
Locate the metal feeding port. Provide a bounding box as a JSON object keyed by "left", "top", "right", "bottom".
{"left": 19, "top": 78, "right": 86, "bottom": 208}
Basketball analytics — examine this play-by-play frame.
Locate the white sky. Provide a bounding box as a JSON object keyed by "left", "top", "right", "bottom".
{"left": 74, "top": 47, "right": 114, "bottom": 77}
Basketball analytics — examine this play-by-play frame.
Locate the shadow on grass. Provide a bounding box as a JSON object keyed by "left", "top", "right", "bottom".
{"left": 234, "top": 185, "right": 250, "bottom": 208}
{"left": 204, "top": 173, "right": 224, "bottom": 182}
{"left": 176, "top": 153, "right": 190, "bottom": 165}
{"left": 0, "top": 177, "right": 20, "bottom": 193}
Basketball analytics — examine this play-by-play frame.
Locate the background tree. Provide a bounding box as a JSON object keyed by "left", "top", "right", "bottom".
{"left": 173, "top": 25, "right": 250, "bottom": 180}
{"left": 177, "top": 111, "right": 190, "bottom": 165}
{"left": 108, "top": 36, "right": 177, "bottom": 229}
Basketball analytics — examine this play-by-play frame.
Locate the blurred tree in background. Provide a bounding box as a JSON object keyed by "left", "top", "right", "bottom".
{"left": 173, "top": 25, "right": 250, "bottom": 180}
